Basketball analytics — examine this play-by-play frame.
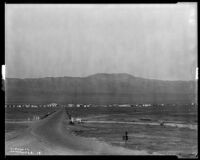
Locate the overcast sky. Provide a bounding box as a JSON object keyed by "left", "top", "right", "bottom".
{"left": 5, "top": 4, "right": 197, "bottom": 80}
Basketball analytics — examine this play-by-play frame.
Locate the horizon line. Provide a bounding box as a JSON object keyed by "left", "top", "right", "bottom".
{"left": 5, "top": 73, "right": 196, "bottom": 82}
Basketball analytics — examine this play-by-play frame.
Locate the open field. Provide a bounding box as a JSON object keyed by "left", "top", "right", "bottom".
{"left": 64, "top": 106, "right": 197, "bottom": 157}
{"left": 5, "top": 105, "right": 198, "bottom": 157}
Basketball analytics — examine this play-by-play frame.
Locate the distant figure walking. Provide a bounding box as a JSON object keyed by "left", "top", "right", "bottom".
{"left": 122, "top": 131, "right": 128, "bottom": 144}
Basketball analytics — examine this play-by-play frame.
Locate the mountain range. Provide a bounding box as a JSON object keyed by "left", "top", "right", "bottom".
{"left": 4, "top": 73, "right": 197, "bottom": 104}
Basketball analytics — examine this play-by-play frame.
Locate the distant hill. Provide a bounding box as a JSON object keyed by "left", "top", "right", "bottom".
{"left": 5, "top": 73, "right": 197, "bottom": 104}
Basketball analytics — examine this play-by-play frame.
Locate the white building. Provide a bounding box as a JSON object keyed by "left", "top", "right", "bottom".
{"left": 143, "top": 104, "right": 151, "bottom": 107}
{"left": 118, "top": 104, "right": 131, "bottom": 107}
{"left": 68, "top": 104, "right": 74, "bottom": 107}
{"left": 25, "top": 104, "right": 30, "bottom": 108}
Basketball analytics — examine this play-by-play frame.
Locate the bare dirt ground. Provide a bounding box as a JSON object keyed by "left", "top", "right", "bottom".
{"left": 5, "top": 108, "right": 161, "bottom": 155}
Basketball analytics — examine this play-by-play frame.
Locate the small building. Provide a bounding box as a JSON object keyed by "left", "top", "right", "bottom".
{"left": 143, "top": 104, "right": 151, "bottom": 107}
{"left": 75, "top": 118, "right": 83, "bottom": 123}
{"left": 25, "top": 104, "right": 30, "bottom": 108}
{"left": 118, "top": 104, "right": 131, "bottom": 107}
{"left": 68, "top": 104, "right": 74, "bottom": 107}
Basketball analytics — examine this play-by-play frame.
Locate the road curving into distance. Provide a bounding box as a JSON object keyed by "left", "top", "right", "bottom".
{"left": 6, "top": 108, "right": 159, "bottom": 155}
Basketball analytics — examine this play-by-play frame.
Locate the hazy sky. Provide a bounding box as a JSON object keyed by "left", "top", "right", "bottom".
{"left": 5, "top": 4, "right": 197, "bottom": 80}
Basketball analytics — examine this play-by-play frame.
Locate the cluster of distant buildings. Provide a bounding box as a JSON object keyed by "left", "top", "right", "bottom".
{"left": 5, "top": 103, "right": 58, "bottom": 108}
{"left": 66, "top": 103, "right": 198, "bottom": 108}
{"left": 67, "top": 103, "right": 156, "bottom": 108}
{"left": 28, "top": 116, "right": 40, "bottom": 121}
{"left": 5, "top": 102, "right": 197, "bottom": 108}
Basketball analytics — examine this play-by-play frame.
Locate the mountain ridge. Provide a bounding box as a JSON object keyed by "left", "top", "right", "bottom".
{"left": 5, "top": 73, "right": 196, "bottom": 82}
{"left": 5, "top": 73, "right": 197, "bottom": 104}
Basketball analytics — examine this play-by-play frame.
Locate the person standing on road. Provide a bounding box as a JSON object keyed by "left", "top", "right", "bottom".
{"left": 125, "top": 131, "right": 128, "bottom": 143}
{"left": 122, "top": 131, "right": 128, "bottom": 145}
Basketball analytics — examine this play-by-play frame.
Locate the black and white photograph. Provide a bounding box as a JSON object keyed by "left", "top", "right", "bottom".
{"left": 4, "top": 3, "right": 198, "bottom": 157}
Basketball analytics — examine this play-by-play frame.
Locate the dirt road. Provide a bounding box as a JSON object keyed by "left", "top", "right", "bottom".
{"left": 5, "top": 108, "right": 154, "bottom": 155}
